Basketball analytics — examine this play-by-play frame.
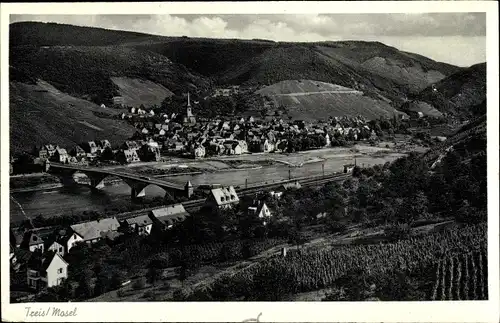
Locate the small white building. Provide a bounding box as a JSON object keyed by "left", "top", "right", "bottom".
{"left": 248, "top": 201, "right": 272, "bottom": 220}
{"left": 27, "top": 252, "right": 68, "bottom": 290}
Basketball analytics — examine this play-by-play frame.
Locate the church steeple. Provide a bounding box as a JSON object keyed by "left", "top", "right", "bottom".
{"left": 186, "top": 92, "right": 193, "bottom": 118}
{"left": 183, "top": 91, "right": 196, "bottom": 124}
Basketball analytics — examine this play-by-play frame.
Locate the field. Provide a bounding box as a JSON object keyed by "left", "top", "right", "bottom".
{"left": 181, "top": 224, "right": 486, "bottom": 301}
{"left": 431, "top": 248, "right": 488, "bottom": 300}
{"left": 110, "top": 76, "right": 174, "bottom": 108}
{"left": 256, "top": 79, "right": 402, "bottom": 120}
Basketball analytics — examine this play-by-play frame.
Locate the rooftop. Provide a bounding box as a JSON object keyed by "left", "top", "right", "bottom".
{"left": 209, "top": 186, "right": 239, "bottom": 206}
{"left": 70, "top": 217, "right": 120, "bottom": 241}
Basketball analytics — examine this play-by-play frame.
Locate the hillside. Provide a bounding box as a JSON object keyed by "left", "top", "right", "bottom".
{"left": 9, "top": 21, "right": 473, "bottom": 143}
{"left": 9, "top": 21, "right": 164, "bottom": 47}
{"left": 110, "top": 77, "right": 174, "bottom": 107}
{"left": 139, "top": 39, "right": 461, "bottom": 106}
{"left": 414, "top": 63, "right": 486, "bottom": 118}
{"left": 399, "top": 100, "right": 443, "bottom": 118}
{"left": 10, "top": 45, "right": 210, "bottom": 106}
{"left": 423, "top": 114, "right": 486, "bottom": 166}
{"left": 10, "top": 81, "right": 136, "bottom": 154}
{"left": 256, "top": 80, "right": 403, "bottom": 120}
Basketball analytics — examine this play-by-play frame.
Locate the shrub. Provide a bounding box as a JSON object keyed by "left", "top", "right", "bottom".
{"left": 384, "top": 223, "right": 411, "bottom": 241}
{"left": 116, "top": 289, "right": 126, "bottom": 298}
{"left": 143, "top": 290, "right": 154, "bottom": 299}
{"left": 132, "top": 277, "right": 146, "bottom": 290}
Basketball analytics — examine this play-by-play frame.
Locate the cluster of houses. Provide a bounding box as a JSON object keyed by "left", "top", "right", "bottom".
{"left": 13, "top": 92, "right": 381, "bottom": 173}
{"left": 114, "top": 93, "right": 379, "bottom": 160}
{"left": 36, "top": 140, "right": 115, "bottom": 165}
{"left": 28, "top": 137, "right": 163, "bottom": 169}
{"left": 212, "top": 85, "right": 240, "bottom": 97}
{"left": 10, "top": 183, "right": 288, "bottom": 293}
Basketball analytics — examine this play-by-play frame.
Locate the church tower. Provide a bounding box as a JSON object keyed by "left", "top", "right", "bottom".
{"left": 183, "top": 91, "right": 196, "bottom": 125}
{"left": 186, "top": 92, "right": 193, "bottom": 117}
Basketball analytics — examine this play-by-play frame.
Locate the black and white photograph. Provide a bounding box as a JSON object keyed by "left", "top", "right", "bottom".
{"left": 1, "top": 2, "right": 499, "bottom": 322}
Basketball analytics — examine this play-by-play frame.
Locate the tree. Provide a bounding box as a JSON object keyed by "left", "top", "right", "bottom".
{"left": 146, "top": 266, "right": 160, "bottom": 286}
{"left": 93, "top": 273, "right": 110, "bottom": 296}
{"left": 400, "top": 191, "right": 429, "bottom": 223}
{"left": 178, "top": 263, "right": 189, "bottom": 286}
{"left": 76, "top": 273, "right": 93, "bottom": 299}
{"left": 100, "top": 147, "right": 114, "bottom": 161}
{"left": 110, "top": 271, "right": 125, "bottom": 290}
{"left": 259, "top": 106, "right": 268, "bottom": 117}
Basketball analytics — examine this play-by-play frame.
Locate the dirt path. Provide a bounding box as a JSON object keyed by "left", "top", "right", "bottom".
{"left": 270, "top": 90, "right": 362, "bottom": 96}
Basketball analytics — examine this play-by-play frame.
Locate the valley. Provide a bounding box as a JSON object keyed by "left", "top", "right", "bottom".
{"left": 8, "top": 20, "right": 488, "bottom": 306}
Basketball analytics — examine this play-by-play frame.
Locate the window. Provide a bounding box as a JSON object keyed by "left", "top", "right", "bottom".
{"left": 59, "top": 247, "right": 63, "bottom": 253}
{"left": 58, "top": 268, "right": 63, "bottom": 274}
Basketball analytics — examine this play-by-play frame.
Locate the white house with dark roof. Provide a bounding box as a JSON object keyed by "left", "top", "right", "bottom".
{"left": 205, "top": 186, "right": 240, "bottom": 210}
{"left": 70, "top": 217, "right": 120, "bottom": 245}
{"left": 27, "top": 251, "right": 68, "bottom": 290}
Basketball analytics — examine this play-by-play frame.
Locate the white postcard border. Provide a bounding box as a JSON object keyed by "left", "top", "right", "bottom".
{"left": 1, "top": 2, "right": 499, "bottom": 322}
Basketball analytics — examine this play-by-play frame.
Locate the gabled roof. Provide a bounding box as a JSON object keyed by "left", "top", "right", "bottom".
{"left": 27, "top": 251, "right": 68, "bottom": 273}
{"left": 209, "top": 186, "right": 239, "bottom": 206}
{"left": 70, "top": 217, "right": 120, "bottom": 241}
{"left": 21, "top": 231, "right": 44, "bottom": 247}
{"left": 126, "top": 214, "right": 153, "bottom": 227}
{"left": 150, "top": 204, "right": 189, "bottom": 226}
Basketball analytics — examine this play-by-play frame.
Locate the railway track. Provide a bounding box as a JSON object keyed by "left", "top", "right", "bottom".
{"left": 116, "top": 172, "right": 350, "bottom": 221}
{"left": 13, "top": 172, "right": 351, "bottom": 231}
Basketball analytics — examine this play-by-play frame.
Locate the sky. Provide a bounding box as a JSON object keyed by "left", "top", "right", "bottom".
{"left": 10, "top": 13, "right": 486, "bottom": 67}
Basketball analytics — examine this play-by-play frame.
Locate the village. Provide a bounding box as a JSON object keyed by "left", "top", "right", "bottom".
{"left": 9, "top": 90, "right": 378, "bottom": 300}
{"left": 10, "top": 91, "right": 382, "bottom": 175}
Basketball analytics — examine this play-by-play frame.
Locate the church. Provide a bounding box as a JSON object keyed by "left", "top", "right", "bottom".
{"left": 182, "top": 92, "right": 196, "bottom": 125}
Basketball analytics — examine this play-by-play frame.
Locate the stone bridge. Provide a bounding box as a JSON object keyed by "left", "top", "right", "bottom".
{"left": 48, "top": 163, "right": 192, "bottom": 200}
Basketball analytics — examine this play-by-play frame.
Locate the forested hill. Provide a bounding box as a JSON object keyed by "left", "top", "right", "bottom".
{"left": 9, "top": 22, "right": 165, "bottom": 47}
{"left": 413, "top": 63, "right": 486, "bottom": 118}
{"left": 137, "top": 39, "right": 461, "bottom": 106}
{"left": 11, "top": 22, "right": 462, "bottom": 107}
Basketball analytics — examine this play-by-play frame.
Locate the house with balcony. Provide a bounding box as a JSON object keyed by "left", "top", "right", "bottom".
{"left": 26, "top": 251, "right": 68, "bottom": 291}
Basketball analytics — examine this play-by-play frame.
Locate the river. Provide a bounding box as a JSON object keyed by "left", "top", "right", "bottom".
{"left": 10, "top": 151, "right": 406, "bottom": 225}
